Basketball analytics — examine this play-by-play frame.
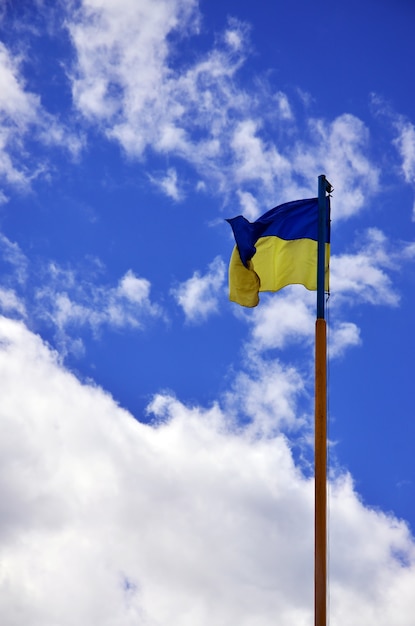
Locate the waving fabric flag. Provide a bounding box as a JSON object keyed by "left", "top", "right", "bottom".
{"left": 226, "top": 197, "right": 330, "bottom": 307}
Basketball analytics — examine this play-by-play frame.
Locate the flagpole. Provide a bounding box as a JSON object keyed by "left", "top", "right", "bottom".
{"left": 315, "top": 174, "right": 331, "bottom": 626}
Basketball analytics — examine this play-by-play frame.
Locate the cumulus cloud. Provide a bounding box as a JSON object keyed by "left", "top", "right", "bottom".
{"left": 224, "top": 355, "right": 307, "bottom": 436}
{"left": 234, "top": 226, "right": 414, "bottom": 359}
{"left": 247, "top": 289, "right": 316, "bottom": 352}
{"left": 242, "top": 289, "right": 362, "bottom": 360}
{"left": 172, "top": 256, "right": 226, "bottom": 323}
{"left": 0, "top": 315, "right": 414, "bottom": 625}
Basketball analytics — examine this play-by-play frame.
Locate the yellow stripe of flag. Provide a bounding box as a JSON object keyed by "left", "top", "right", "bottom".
{"left": 229, "top": 237, "right": 330, "bottom": 308}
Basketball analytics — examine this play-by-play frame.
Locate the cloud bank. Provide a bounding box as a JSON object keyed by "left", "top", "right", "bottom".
{"left": 0, "top": 316, "right": 414, "bottom": 625}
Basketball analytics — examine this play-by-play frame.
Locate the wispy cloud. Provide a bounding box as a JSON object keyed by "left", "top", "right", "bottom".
{"left": 66, "top": 2, "right": 380, "bottom": 216}
{"left": 0, "top": 40, "right": 84, "bottom": 196}
{"left": 0, "top": 233, "right": 28, "bottom": 284}
{"left": 393, "top": 119, "right": 415, "bottom": 219}
{"left": 148, "top": 167, "right": 182, "bottom": 200}
{"left": 370, "top": 93, "right": 415, "bottom": 219}
{"left": 0, "top": 287, "right": 26, "bottom": 317}
{"left": 330, "top": 228, "right": 401, "bottom": 306}
{"left": 0, "top": 233, "right": 166, "bottom": 354}
{"left": 293, "top": 114, "right": 380, "bottom": 219}
{"left": 329, "top": 321, "right": 361, "bottom": 358}
{"left": 35, "top": 265, "right": 165, "bottom": 337}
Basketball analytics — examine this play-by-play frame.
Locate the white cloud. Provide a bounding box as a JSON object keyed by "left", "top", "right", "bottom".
{"left": 223, "top": 17, "right": 248, "bottom": 52}
{"left": 64, "top": 2, "right": 385, "bottom": 217}
{"left": 0, "top": 315, "right": 414, "bottom": 625}
{"left": 0, "top": 40, "right": 84, "bottom": 194}
{"left": 0, "top": 2, "right": 389, "bottom": 222}
{"left": 0, "top": 42, "right": 39, "bottom": 188}
{"left": 149, "top": 167, "right": 182, "bottom": 200}
{"left": 241, "top": 294, "right": 362, "bottom": 362}
{"left": 235, "top": 190, "right": 260, "bottom": 220}
{"left": 0, "top": 42, "right": 39, "bottom": 124}
{"left": 230, "top": 119, "right": 291, "bottom": 190}
{"left": 394, "top": 121, "right": 415, "bottom": 184}
{"left": 370, "top": 95, "right": 415, "bottom": 220}
{"left": 274, "top": 91, "right": 293, "bottom": 121}
{"left": 247, "top": 289, "right": 315, "bottom": 352}
{"left": 329, "top": 321, "right": 361, "bottom": 358}
{"left": 0, "top": 234, "right": 166, "bottom": 352}
{"left": 0, "top": 287, "right": 26, "bottom": 317}
{"left": 401, "top": 240, "right": 415, "bottom": 259}
{"left": 330, "top": 228, "right": 400, "bottom": 306}
{"left": 328, "top": 473, "right": 415, "bottom": 623}
{"left": 35, "top": 265, "right": 164, "bottom": 340}
{"left": 234, "top": 228, "right": 412, "bottom": 359}
{"left": 293, "top": 114, "right": 380, "bottom": 219}
{"left": 172, "top": 256, "right": 226, "bottom": 323}
{"left": 224, "top": 355, "right": 307, "bottom": 436}
{"left": 393, "top": 119, "right": 415, "bottom": 219}
{"left": 0, "top": 233, "right": 28, "bottom": 318}
{"left": 0, "top": 232, "right": 28, "bottom": 284}
{"left": 67, "top": 0, "right": 200, "bottom": 149}
{"left": 371, "top": 93, "right": 415, "bottom": 183}
{"left": 117, "top": 270, "right": 152, "bottom": 303}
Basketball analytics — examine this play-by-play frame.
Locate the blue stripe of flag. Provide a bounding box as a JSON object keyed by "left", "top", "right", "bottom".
{"left": 226, "top": 197, "right": 330, "bottom": 267}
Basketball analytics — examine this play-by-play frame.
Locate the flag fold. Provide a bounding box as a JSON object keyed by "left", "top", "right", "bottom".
{"left": 226, "top": 197, "right": 330, "bottom": 307}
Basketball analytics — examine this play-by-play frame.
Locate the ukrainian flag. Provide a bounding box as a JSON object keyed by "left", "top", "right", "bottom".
{"left": 227, "top": 198, "right": 330, "bottom": 307}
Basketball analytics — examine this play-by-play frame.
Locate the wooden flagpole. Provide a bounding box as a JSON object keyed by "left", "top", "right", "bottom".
{"left": 315, "top": 174, "right": 331, "bottom": 626}
{"left": 314, "top": 315, "right": 327, "bottom": 626}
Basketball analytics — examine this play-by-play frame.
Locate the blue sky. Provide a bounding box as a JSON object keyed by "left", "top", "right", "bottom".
{"left": 0, "top": 1, "right": 415, "bottom": 624}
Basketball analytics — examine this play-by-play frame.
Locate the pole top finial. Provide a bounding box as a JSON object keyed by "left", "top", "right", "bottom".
{"left": 318, "top": 174, "right": 333, "bottom": 194}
